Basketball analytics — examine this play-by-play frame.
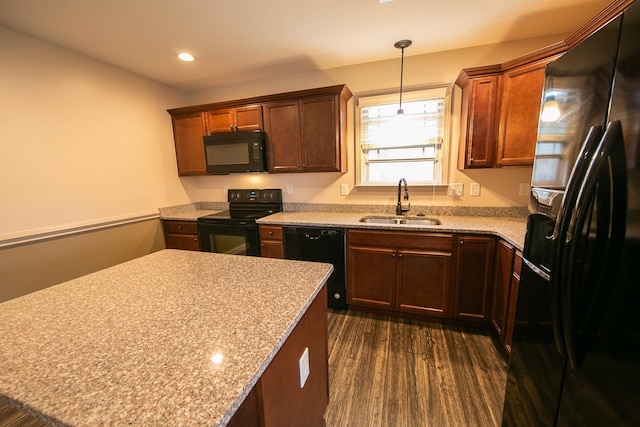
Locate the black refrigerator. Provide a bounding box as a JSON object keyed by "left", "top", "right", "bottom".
{"left": 502, "top": 1, "right": 640, "bottom": 425}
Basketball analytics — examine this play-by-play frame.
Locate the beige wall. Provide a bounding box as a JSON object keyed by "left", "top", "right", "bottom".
{"left": 0, "top": 220, "right": 166, "bottom": 303}
{"left": 0, "top": 26, "right": 190, "bottom": 240}
{"left": 180, "top": 34, "right": 565, "bottom": 208}
{"left": 0, "top": 26, "right": 185, "bottom": 300}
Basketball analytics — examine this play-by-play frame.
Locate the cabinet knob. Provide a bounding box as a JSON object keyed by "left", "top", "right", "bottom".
{"left": 399, "top": 253, "right": 403, "bottom": 258}
{"left": 268, "top": 231, "right": 273, "bottom": 236}
{"left": 470, "top": 158, "right": 474, "bottom": 164}
{"left": 460, "top": 240, "right": 464, "bottom": 247}
{"left": 178, "top": 225, "right": 183, "bottom": 230}
{"left": 193, "top": 238, "right": 197, "bottom": 241}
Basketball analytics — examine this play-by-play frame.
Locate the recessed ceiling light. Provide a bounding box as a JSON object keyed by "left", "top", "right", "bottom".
{"left": 178, "top": 52, "right": 195, "bottom": 62}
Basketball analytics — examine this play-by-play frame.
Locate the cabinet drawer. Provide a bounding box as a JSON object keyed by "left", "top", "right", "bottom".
{"left": 348, "top": 229, "right": 454, "bottom": 251}
{"left": 166, "top": 234, "right": 200, "bottom": 251}
{"left": 259, "top": 225, "right": 283, "bottom": 240}
{"left": 163, "top": 220, "right": 198, "bottom": 235}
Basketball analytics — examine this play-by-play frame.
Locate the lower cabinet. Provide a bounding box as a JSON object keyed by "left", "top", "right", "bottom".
{"left": 502, "top": 250, "right": 523, "bottom": 353}
{"left": 259, "top": 225, "right": 284, "bottom": 258}
{"left": 161, "top": 220, "right": 200, "bottom": 251}
{"left": 455, "top": 235, "right": 496, "bottom": 322}
{"left": 347, "top": 230, "right": 455, "bottom": 318}
{"left": 491, "top": 239, "right": 516, "bottom": 337}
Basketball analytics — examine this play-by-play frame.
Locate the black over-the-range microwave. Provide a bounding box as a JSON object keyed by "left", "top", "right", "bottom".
{"left": 203, "top": 130, "right": 267, "bottom": 174}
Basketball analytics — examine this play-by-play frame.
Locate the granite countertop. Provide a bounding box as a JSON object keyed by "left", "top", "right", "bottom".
{"left": 0, "top": 250, "right": 333, "bottom": 426}
{"left": 258, "top": 211, "right": 527, "bottom": 250}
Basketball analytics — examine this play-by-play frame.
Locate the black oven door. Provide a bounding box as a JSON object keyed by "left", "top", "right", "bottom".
{"left": 197, "top": 222, "right": 260, "bottom": 256}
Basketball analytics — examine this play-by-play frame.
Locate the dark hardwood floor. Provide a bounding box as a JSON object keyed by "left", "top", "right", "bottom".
{"left": 325, "top": 309, "right": 508, "bottom": 427}
{"left": 1, "top": 309, "right": 508, "bottom": 426}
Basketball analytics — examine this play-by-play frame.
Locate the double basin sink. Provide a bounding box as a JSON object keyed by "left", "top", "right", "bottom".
{"left": 358, "top": 215, "right": 442, "bottom": 225}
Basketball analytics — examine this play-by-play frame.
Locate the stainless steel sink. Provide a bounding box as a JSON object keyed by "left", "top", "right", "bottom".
{"left": 358, "top": 215, "right": 442, "bottom": 225}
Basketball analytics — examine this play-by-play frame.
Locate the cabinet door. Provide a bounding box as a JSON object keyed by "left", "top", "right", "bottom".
{"left": 171, "top": 112, "right": 206, "bottom": 175}
{"left": 503, "top": 250, "right": 522, "bottom": 352}
{"left": 460, "top": 75, "right": 500, "bottom": 168}
{"left": 396, "top": 249, "right": 453, "bottom": 317}
{"left": 496, "top": 61, "right": 547, "bottom": 166}
{"left": 491, "top": 239, "right": 516, "bottom": 337}
{"left": 234, "top": 105, "right": 263, "bottom": 131}
{"left": 455, "top": 235, "right": 496, "bottom": 321}
{"left": 299, "top": 95, "right": 341, "bottom": 172}
{"left": 259, "top": 225, "right": 284, "bottom": 259}
{"left": 347, "top": 245, "right": 396, "bottom": 309}
{"left": 263, "top": 100, "right": 302, "bottom": 172}
{"left": 204, "top": 105, "right": 263, "bottom": 134}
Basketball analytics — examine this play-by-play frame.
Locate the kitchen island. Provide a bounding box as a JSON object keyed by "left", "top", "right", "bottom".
{"left": 0, "top": 250, "right": 333, "bottom": 426}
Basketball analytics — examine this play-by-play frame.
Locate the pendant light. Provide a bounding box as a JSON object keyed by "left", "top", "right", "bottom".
{"left": 394, "top": 39, "right": 412, "bottom": 115}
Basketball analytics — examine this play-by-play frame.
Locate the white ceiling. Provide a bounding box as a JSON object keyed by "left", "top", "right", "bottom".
{"left": 0, "top": 0, "right": 612, "bottom": 92}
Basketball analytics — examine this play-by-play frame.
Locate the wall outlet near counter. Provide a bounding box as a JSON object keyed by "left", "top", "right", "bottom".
{"left": 340, "top": 183, "right": 349, "bottom": 196}
{"left": 223, "top": 185, "right": 229, "bottom": 196}
{"left": 448, "top": 183, "right": 464, "bottom": 197}
{"left": 287, "top": 184, "right": 294, "bottom": 195}
{"left": 299, "top": 347, "right": 310, "bottom": 388}
{"left": 519, "top": 183, "right": 530, "bottom": 197}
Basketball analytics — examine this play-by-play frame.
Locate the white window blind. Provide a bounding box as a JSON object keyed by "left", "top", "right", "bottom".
{"left": 357, "top": 87, "right": 448, "bottom": 186}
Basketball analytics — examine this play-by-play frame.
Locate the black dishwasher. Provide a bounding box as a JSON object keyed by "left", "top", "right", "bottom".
{"left": 283, "top": 226, "right": 347, "bottom": 309}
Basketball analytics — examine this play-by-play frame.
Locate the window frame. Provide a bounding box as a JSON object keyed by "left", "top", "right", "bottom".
{"left": 354, "top": 85, "right": 452, "bottom": 188}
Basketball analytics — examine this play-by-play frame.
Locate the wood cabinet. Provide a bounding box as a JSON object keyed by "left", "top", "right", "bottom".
{"left": 263, "top": 86, "right": 351, "bottom": 173}
{"left": 458, "top": 73, "right": 501, "bottom": 169}
{"left": 496, "top": 60, "right": 547, "bottom": 166}
{"left": 170, "top": 111, "right": 207, "bottom": 175}
{"left": 204, "top": 105, "right": 262, "bottom": 134}
{"left": 503, "top": 250, "right": 522, "bottom": 353}
{"left": 455, "top": 235, "right": 496, "bottom": 322}
{"left": 456, "top": 51, "right": 558, "bottom": 169}
{"left": 161, "top": 220, "right": 200, "bottom": 251}
{"left": 491, "top": 239, "right": 516, "bottom": 337}
{"left": 347, "top": 230, "right": 455, "bottom": 318}
{"left": 259, "top": 225, "right": 284, "bottom": 259}
{"left": 168, "top": 85, "right": 351, "bottom": 176}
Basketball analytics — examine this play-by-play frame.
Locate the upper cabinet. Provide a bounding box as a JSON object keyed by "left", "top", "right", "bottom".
{"left": 264, "top": 87, "right": 351, "bottom": 173}
{"left": 204, "top": 105, "right": 263, "bottom": 134}
{"left": 170, "top": 111, "right": 207, "bottom": 175}
{"left": 167, "top": 84, "right": 351, "bottom": 176}
{"left": 456, "top": 55, "right": 555, "bottom": 169}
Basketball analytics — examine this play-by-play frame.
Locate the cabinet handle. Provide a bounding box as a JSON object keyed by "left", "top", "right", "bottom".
{"left": 392, "top": 253, "right": 396, "bottom": 258}
{"left": 460, "top": 240, "right": 464, "bottom": 247}
{"left": 268, "top": 231, "right": 273, "bottom": 236}
{"left": 193, "top": 238, "right": 197, "bottom": 241}
{"left": 399, "top": 253, "right": 403, "bottom": 258}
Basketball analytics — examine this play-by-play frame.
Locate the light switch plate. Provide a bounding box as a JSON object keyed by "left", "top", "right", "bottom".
{"left": 299, "top": 347, "right": 310, "bottom": 388}
{"left": 287, "top": 184, "right": 294, "bottom": 195}
{"left": 340, "top": 183, "right": 349, "bottom": 196}
{"left": 470, "top": 183, "right": 480, "bottom": 197}
{"left": 519, "top": 183, "right": 530, "bottom": 197}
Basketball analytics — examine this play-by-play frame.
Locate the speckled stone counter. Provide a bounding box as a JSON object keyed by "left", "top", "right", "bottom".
{"left": 258, "top": 212, "right": 527, "bottom": 250}
{"left": 158, "top": 202, "right": 227, "bottom": 221}
{"left": 0, "top": 250, "right": 333, "bottom": 426}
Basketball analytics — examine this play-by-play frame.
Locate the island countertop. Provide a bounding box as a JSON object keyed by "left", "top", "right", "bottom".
{"left": 0, "top": 250, "right": 333, "bottom": 426}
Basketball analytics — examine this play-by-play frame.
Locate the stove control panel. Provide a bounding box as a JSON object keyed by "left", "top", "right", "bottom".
{"left": 228, "top": 188, "right": 283, "bottom": 204}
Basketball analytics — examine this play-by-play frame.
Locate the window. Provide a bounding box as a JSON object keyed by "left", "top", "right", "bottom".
{"left": 356, "top": 87, "right": 449, "bottom": 186}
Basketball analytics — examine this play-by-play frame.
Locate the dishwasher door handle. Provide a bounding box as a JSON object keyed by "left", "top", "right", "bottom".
{"left": 305, "top": 233, "right": 322, "bottom": 240}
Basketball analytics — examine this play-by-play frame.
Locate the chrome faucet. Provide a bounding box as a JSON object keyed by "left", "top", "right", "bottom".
{"left": 396, "top": 178, "right": 410, "bottom": 215}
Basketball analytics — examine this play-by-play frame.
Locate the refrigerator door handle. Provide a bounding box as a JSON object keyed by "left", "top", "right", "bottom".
{"left": 562, "top": 120, "right": 627, "bottom": 370}
{"left": 549, "top": 124, "right": 603, "bottom": 355}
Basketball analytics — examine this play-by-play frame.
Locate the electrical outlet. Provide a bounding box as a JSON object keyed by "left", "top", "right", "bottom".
{"left": 340, "top": 183, "right": 349, "bottom": 196}
{"left": 223, "top": 185, "right": 229, "bottom": 196}
{"left": 287, "top": 184, "right": 294, "bottom": 195}
{"left": 448, "top": 183, "right": 463, "bottom": 197}
{"left": 519, "top": 183, "right": 530, "bottom": 197}
{"left": 470, "top": 183, "right": 480, "bottom": 197}
{"left": 299, "top": 347, "right": 310, "bottom": 388}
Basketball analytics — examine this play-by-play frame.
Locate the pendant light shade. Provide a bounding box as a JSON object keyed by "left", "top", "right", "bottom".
{"left": 395, "top": 39, "right": 412, "bottom": 115}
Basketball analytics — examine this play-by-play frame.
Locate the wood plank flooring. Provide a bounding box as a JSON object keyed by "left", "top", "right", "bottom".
{"left": 1, "top": 308, "right": 508, "bottom": 426}
{"left": 325, "top": 309, "right": 508, "bottom": 427}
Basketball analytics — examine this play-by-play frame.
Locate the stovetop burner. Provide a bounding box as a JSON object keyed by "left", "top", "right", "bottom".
{"left": 197, "top": 188, "right": 283, "bottom": 224}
